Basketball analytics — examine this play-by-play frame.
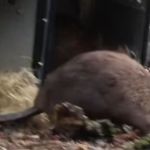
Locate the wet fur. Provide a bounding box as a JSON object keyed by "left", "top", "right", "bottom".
{"left": 35, "top": 50, "right": 150, "bottom": 134}
{"left": 0, "top": 50, "right": 149, "bottom": 134}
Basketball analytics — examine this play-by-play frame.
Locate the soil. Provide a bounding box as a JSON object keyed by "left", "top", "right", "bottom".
{"left": 0, "top": 125, "right": 130, "bottom": 150}
{"left": 0, "top": 113, "right": 142, "bottom": 150}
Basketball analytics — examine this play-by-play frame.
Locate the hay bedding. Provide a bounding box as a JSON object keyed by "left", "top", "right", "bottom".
{"left": 0, "top": 68, "right": 39, "bottom": 114}
{"left": 0, "top": 68, "right": 147, "bottom": 150}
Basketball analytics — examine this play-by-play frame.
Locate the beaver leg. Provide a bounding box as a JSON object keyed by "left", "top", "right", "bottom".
{"left": 110, "top": 103, "right": 150, "bottom": 135}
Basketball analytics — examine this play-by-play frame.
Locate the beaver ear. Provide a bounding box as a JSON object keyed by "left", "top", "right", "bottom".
{"left": 117, "top": 45, "right": 137, "bottom": 60}
{"left": 117, "top": 45, "right": 130, "bottom": 55}
{"left": 130, "top": 51, "right": 137, "bottom": 59}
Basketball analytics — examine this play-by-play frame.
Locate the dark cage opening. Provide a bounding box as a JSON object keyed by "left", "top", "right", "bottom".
{"left": 32, "top": 0, "right": 150, "bottom": 81}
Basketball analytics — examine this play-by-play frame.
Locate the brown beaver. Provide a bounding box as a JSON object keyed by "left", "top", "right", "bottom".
{"left": 0, "top": 50, "right": 149, "bottom": 134}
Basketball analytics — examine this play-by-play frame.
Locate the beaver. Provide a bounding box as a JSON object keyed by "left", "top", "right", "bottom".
{"left": 0, "top": 50, "right": 148, "bottom": 134}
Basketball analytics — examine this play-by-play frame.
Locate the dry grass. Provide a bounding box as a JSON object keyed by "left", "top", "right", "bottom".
{"left": 0, "top": 68, "right": 39, "bottom": 114}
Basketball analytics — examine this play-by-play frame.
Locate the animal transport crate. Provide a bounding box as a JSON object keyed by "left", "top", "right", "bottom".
{"left": 32, "top": 0, "right": 150, "bottom": 81}
{"left": 0, "top": 0, "right": 149, "bottom": 82}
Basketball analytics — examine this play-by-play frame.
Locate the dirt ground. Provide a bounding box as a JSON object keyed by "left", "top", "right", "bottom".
{"left": 0, "top": 126, "right": 130, "bottom": 150}
{"left": 0, "top": 115, "right": 141, "bottom": 150}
